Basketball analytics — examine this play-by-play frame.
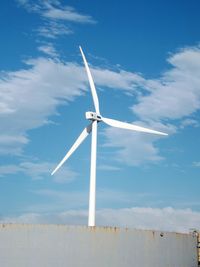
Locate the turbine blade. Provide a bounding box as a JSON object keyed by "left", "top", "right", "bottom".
{"left": 51, "top": 123, "right": 93, "bottom": 175}
{"left": 102, "top": 117, "right": 168, "bottom": 136}
{"left": 79, "top": 46, "right": 100, "bottom": 114}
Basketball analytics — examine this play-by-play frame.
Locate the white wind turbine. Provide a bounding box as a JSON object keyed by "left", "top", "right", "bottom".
{"left": 51, "top": 46, "right": 168, "bottom": 227}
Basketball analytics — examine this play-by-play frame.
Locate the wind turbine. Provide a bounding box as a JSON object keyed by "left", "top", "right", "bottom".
{"left": 51, "top": 46, "right": 168, "bottom": 227}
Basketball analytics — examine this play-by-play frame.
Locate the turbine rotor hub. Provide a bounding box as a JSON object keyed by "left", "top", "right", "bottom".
{"left": 86, "top": 111, "right": 102, "bottom": 121}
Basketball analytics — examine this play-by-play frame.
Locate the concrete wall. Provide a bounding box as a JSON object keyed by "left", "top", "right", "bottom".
{"left": 0, "top": 224, "right": 198, "bottom": 267}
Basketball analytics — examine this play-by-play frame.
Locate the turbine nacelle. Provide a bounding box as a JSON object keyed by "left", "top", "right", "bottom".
{"left": 85, "top": 111, "right": 102, "bottom": 122}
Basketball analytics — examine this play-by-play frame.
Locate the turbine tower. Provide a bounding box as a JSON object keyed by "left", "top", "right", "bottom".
{"left": 51, "top": 47, "right": 168, "bottom": 227}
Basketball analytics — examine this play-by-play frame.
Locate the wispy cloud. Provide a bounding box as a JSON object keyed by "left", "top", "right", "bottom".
{"left": 32, "top": 189, "right": 88, "bottom": 211}
{"left": 0, "top": 135, "right": 29, "bottom": 155}
{"left": 37, "top": 21, "right": 72, "bottom": 38}
{"left": 17, "top": 0, "right": 95, "bottom": 23}
{"left": 1, "top": 207, "right": 200, "bottom": 233}
{"left": 102, "top": 121, "right": 173, "bottom": 166}
{"left": 180, "top": 118, "right": 199, "bottom": 129}
{"left": 98, "top": 164, "right": 121, "bottom": 171}
{"left": 42, "top": 3, "right": 95, "bottom": 24}
{"left": 0, "top": 161, "right": 77, "bottom": 183}
{"left": 23, "top": 188, "right": 154, "bottom": 214}
{"left": 16, "top": 0, "right": 96, "bottom": 38}
{"left": 38, "top": 43, "right": 58, "bottom": 57}
{"left": 193, "top": 161, "right": 200, "bottom": 167}
{"left": 32, "top": 188, "right": 136, "bottom": 209}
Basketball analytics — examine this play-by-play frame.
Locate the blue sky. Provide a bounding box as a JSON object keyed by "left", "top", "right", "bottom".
{"left": 0, "top": 0, "right": 200, "bottom": 232}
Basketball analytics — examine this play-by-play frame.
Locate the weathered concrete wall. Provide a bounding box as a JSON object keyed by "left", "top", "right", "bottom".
{"left": 197, "top": 231, "right": 200, "bottom": 265}
{"left": 0, "top": 224, "right": 198, "bottom": 267}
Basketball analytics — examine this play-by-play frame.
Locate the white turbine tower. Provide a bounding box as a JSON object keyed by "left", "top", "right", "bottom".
{"left": 51, "top": 46, "right": 168, "bottom": 227}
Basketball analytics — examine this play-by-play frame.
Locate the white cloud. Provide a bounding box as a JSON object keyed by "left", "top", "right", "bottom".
{"left": 0, "top": 58, "right": 86, "bottom": 154}
{"left": 102, "top": 46, "right": 200, "bottom": 166}
{"left": 0, "top": 210, "right": 88, "bottom": 225}
{"left": 92, "top": 68, "right": 145, "bottom": 91}
{"left": 97, "top": 207, "right": 200, "bottom": 233}
{"left": 0, "top": 161, "right": 77, "bottom": 183}
{"left": 1, "top": 207, "right": 200, "bottom": 233}
{"left": 16, "top": 0, "right": 41, "bottom": 12}
{"left": 132, "top": 46, "right": 200, "bottom": 121}
{"left": 16, "top": 0, "right": 95, "bottom": 38}
{"left": 102, "top": 121, "right": 171, "bottom": 166}
{"left": 0, "top": 135, "right": 29, "bottom": 155}
{"left": 38, "top": 43, "right": 58, "bottom": 57}
{"left": 17, "top": 0, "right": 95, "bottom": 23}
{"left": 42, "top": 3, "right": 95, "bottom": 24}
